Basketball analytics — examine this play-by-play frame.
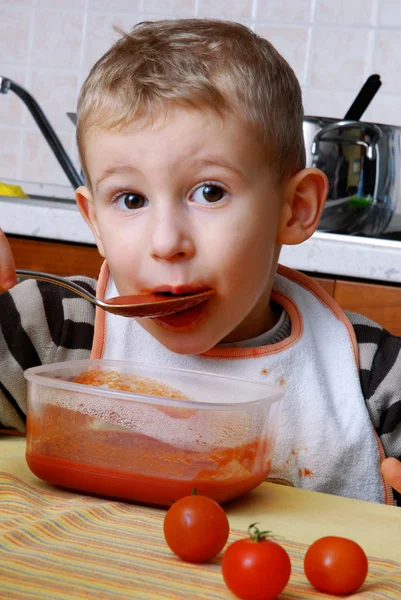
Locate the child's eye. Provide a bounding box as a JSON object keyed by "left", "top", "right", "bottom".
{"left": 113, "top": 192, "right": 148, "bottom": 210}
{"left": 192, "top": 183, "right": 226, "bottom": 204}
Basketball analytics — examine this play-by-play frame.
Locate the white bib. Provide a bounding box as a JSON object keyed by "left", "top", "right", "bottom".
{"left": 91, "top": 264, "right": 392, "bottom": 504}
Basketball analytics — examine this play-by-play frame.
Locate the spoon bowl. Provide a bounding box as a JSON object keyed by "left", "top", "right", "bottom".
{"left": 15, "top": 270, "right": 215, "bottom": 318}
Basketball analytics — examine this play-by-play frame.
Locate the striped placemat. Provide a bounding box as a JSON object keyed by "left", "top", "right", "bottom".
{"left": 0, "top": 472, "right": 400, "bottom": 599}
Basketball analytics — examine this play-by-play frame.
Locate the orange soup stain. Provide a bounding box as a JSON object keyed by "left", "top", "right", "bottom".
{"left": 298, "top": 467, "right": 313, "bottom": 477}
{"left": 26, "top": 404, "right": 271, "bottom": 506}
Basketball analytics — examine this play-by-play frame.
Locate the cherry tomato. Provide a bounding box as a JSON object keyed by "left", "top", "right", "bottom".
{"left": 222, "top": 524, "right": 291, "bottom": 600}
{"left": 163, "top": 492, "right": 229, "bottom": 562}
{"left": 304, "top": 536, "right": 368, "bottom": 595}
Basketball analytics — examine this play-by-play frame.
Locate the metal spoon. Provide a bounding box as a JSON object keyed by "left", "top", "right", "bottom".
{"left": 15, "top": 269, "right": 215, "bottom": 318}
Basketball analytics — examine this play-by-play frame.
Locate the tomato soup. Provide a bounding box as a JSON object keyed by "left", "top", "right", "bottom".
{"left": 26, "top": 453, "right": 270, "bottom": 505}
{"left": 26, "top": 404, "right": 272, "bottom": 505}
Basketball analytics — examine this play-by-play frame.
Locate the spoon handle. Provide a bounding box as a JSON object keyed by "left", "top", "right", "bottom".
{"left": 16, "top": 269, "right": 98, "bottom": 306}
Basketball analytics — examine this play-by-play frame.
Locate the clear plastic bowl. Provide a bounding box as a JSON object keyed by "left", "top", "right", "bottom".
{"left": 24, "top": 359, "right": 284, "bottom": 506}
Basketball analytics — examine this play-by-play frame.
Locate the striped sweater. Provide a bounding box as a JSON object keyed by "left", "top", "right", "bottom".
{"left": 1, "top": 277, "right": 400, "bottom": 505}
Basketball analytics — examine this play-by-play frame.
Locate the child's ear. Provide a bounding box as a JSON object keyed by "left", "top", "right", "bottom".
{"left": 277, "top": 168, "right": 328, "bottom": 245}
{"left": 75, "top": 186, "right": 105, "bottom": 257}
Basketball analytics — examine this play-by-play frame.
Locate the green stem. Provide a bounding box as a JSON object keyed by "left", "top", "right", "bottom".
{"left": 248, "top": 523, "right": 274, "bottom": 543}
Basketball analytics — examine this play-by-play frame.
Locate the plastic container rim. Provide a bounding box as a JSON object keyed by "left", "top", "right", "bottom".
{"left": 24, "top": 359, "right": 284, "bottom": 412}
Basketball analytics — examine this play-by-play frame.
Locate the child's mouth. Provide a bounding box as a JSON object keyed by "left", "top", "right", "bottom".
{"left": 151, "top": 285, "right": 209, "bottom": 296}
{"left": 150, "top": 287, "right": 214, "bottom": 329}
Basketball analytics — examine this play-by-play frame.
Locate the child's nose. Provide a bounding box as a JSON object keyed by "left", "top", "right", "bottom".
{"left": 149, "top": 210, "right": 195, "bottom": 261}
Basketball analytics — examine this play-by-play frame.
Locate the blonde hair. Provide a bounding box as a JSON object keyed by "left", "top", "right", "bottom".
{"left": 77, "top": 19, "right": 305, "bottom": 183}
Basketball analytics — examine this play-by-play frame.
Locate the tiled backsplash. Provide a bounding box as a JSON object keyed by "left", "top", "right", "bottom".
{"left": 1, "top": 0, "right": 401, "bottom": 188}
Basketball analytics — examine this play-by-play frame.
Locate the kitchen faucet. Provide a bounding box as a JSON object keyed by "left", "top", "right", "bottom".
{"left": 0, "top": 76, "right": 83, "bottom": 190}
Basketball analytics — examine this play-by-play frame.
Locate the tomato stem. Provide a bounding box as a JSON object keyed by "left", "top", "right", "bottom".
{"left": 191, "top": 487, "right": 198, "bottom": 496}
{"left": 248, "top": 523, "right": 275, "bottom": 543}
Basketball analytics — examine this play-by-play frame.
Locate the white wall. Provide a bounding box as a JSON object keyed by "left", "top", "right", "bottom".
{"left": 1, "top": 0, "right": 401, "bottom": 188}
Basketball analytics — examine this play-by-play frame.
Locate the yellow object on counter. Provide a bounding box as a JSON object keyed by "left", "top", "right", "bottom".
{"left": 0, "top": 181, "right": 28, "bottom": 198}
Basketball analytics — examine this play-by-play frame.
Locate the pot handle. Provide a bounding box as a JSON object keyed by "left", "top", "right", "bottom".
{"left": 311, "top": 120, "right": 382, "bottom": 160}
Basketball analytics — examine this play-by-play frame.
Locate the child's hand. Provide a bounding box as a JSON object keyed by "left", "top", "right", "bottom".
{"left": 0, "top": 227, "right": 16, "bottom": 292}
{"left": 381, "top": 457, "right": 401, "bottom": 495}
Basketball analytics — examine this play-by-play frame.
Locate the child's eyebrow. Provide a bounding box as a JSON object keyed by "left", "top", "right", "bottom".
{"left": 191, "top": 157, "right": 245, "bottom": 178}
{"left": 94, "top": 157, "right": 245, "bottom": 191}
{"left": 95, "top": 165, "right": 141, "bottom": 190}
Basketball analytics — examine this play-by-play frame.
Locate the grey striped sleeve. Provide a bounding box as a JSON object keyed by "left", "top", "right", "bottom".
{"left": 347, "top": 311, "right": 401, "bottom": 506}
{"left": 0, "top": 276, "right": 96, "bottom": 432}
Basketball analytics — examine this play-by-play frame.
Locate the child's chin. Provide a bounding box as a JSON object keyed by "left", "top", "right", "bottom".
{"left": 139, "top": 321, "right": 217, "bottom": 355}
{"left": 157, "top": 332, "right": 216, "bottom": 356}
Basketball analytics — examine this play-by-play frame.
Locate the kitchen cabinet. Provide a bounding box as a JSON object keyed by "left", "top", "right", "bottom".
{"left": 308, "top": 274, "right": 401, "bottom": 336}
{"left": 334, "top": 280, "right": 401, "bottom": 335}
{"left": 312, "top": 277, "right": 335, "bottom": 297}
{"left": 8, "top": 235, "right": 401, "bottom": 336}
{"left": 9, "top": 235, "right": 103, "bottom": 279}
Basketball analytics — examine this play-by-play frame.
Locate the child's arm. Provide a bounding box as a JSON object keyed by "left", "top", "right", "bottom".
{"left": 347, "top": 311, "right": 401, "bottom": 505}
{"left": 0, "top": 225, "right": 97, "bottom": 433}
{"left": 0, "top": 277, "right": 96, "bottom": 432}
{"left": 0, "top": 226, "right": 24, "bottom": 430}
{"left": 0, "top": 282, "right": 35, "bottom": 431}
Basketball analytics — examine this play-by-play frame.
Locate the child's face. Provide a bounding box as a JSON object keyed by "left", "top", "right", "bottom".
{"left": 78, "top": 107, "right": 285, "bottom": 354}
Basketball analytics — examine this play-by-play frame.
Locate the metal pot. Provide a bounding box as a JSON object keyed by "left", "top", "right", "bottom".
{"left": 303, "top": 116, "right": 401, "bottom": 236}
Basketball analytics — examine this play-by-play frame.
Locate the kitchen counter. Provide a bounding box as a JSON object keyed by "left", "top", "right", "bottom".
{"left": 280, "top": 229, "right": 401, "bottom": 283}
{"left": 2, "top": 189, "right": 401, "bottom": 284}
{"left": 3, "top": 437, "right": 401, "bottom": 557}
{"left": 1, "top": 437, "right": 401, "bottom": 600}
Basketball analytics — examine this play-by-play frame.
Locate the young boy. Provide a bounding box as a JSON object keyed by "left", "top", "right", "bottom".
{"left": 0, "top": 19, "right": 400, "bottom": 505}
